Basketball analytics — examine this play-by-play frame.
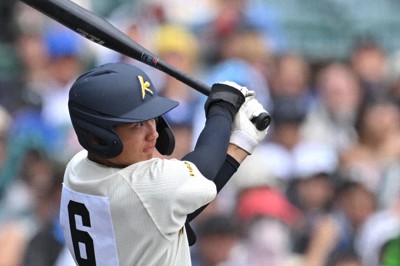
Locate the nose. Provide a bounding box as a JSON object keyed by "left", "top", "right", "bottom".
{"left": 146, "top": 119, "right": 159, "bottom": 140}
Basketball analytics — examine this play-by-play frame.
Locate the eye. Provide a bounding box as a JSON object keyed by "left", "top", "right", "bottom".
{"left": 131, "top": 119, "right": 155, "bottom": 128}
{"left": 136, "top": 122, "right": 145, "bottom": 127}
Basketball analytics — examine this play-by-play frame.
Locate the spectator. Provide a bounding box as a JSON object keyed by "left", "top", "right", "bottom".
{"left": 38, "top": 23, "right": 85, "bottom": 161}
{"left": 95, "top": 1, "right": 164, "bottom": 69}
{"left": 303, "top": 180, "right": 376, "bottom": 266}
{"left": 0, "top": 89, "right": 56, "bottom": 199}
{"left": 0, "top": 149, "right": 58, "bottom": 266}
{"left": 193, "top": 0, "right": 285, "bottom": 64}
{"left": 301, "top": 62, "right": 363, "bottom": 153}
{"left": 192, "top": 214, "right": 240, "bottom": 266}
{"left": 22, "top": 167, "right": 75, "bottom": 266}
{"left": 254, "top": 96, "right": 338, "bottom": 181}
{"left": 350, "top": 38, "right": 390, "bottom": 103}
{"left": 14, "top": 24, "right": 50, "bottom": 94}
{"left": 354, "top": 192, "right": 400, "bottom": 266}
{"left": 217, "top": 28, "right": 275, "bottom": 88}
{"left": 291, "top": 172, "right": 336, "bottom": 254}
{"left": 135, "top": 0, "right": 216, "bottom": 29}
{"left": 339, "top": 98, "right": 400, "bottom": 194}
{"left": 269, "top": 53, "right": 312, "bottom": 102}
{"left": 220, "top": 186, "right": 303, "bottom": 266}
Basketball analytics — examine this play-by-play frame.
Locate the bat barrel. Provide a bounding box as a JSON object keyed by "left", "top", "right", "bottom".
{"left": 20, "top": 0, "right": 270, "bottom": 130}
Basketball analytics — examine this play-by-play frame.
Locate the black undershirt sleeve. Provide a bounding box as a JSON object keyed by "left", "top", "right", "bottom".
{"left": 182, "top": 105, "right": 232, "bottom": 179}
{"left": 181, "top": 104, "right": 243, "bottom": 246}
{"left": 186, "top": 154, "right": 239, "bottom": 223}
{"left": 184, "top": 154, "right": 240, "bottom": 246}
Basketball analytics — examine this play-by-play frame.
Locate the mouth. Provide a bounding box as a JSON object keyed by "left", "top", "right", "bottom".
{"left": 143, "top": 146, "right": 154, "bottom": 151}
{"left": 143, "top": 142, "right": 156, "bottom": 152}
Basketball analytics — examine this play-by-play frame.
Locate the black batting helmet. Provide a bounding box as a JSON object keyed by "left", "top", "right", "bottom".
{"left": 68, "top": 62, "right": 178, "bottom": 158}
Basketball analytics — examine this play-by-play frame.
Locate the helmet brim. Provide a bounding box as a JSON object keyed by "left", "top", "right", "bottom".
{"left": 114, "top": 95, "right": 179, "bottom": 123}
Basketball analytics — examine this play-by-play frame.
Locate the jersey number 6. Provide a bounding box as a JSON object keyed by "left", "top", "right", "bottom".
{"left": 68, "top": 200, "right": 97, "bottom": 266}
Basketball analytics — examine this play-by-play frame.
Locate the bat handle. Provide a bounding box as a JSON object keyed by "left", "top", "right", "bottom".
{"left": 252, "top": 112, "right": 271, "bottom": 130}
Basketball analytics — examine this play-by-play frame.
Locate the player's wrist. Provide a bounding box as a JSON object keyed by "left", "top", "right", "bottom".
{"left": 230, "top": 129, "right": 259, "bottom": 155}
{"left": 204, "top": 83, "right": 245, "bottom": 119}
{"left": 227, "top": 143, "right": 249, "bottom": 163}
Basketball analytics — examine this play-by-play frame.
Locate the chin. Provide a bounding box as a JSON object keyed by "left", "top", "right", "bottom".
{"left": 142, "top": 152, "right": 154, "bottom": 161}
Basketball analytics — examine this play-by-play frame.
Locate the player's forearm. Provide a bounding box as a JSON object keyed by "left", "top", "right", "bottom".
{"left": 186, "top": 154, "right": 239, "bottom": 223}
{"left": 227, "top": 143, "right": 248, "bottom": 164}
{"left": 182, "top": 105, "right": 232, "bottom": 179}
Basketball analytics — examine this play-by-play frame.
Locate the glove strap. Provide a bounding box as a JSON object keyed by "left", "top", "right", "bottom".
{"left": 205, "top": 83, "right": 245, "bottom": 119}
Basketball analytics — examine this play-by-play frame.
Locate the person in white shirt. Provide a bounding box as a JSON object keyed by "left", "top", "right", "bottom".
{"left": 59, "top": 62, "right": 269, "bottom": 265}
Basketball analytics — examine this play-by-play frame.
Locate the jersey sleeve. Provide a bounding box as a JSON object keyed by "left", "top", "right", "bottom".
{"left": 121, "top": 158, "right": 217, "bottom": 239}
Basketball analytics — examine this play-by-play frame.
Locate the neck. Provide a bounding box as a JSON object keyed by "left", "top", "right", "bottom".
{"left": 87, "top": 153, "right": 127, "bottom": 168}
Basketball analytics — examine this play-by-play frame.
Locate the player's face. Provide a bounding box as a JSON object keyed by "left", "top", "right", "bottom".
{"left": 109, "top": 119, "right": 159, "bottom": 166}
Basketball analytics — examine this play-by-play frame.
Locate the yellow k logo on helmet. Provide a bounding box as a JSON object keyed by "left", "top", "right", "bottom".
{"left": 138, "top": 75, "right": 154, "bottom": 99}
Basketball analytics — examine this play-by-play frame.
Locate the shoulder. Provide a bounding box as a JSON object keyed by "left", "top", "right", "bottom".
{"left": 67, "top": 149, "right": 88, "bottom": 166}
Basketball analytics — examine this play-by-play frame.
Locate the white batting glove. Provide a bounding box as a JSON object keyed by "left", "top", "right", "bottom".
{"left": 216, "top": 81, "right": 256, "bottom": 98}
{"left": 230, "top": 97, "right": 269, "bottom": 154}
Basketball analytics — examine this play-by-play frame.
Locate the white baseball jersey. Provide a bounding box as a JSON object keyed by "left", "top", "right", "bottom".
{"left": 60, "top": 150, "right": 217, "bottom": 266}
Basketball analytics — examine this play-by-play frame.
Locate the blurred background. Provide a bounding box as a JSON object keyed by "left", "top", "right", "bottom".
{"left": 1, "top": 0, "right": 400, "bottom": 265}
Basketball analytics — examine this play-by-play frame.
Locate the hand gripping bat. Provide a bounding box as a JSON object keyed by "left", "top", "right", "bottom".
{"left": 20, "top": 0, "right": 271, "bottom": 130}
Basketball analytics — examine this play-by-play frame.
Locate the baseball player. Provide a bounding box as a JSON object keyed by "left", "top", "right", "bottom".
{"left": 59, "top": 62, "right": 269, "bottom": 265}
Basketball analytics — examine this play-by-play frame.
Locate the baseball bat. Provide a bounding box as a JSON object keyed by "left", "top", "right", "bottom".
{"left": 20, "top": 0, "right": 271, "bottom": 130}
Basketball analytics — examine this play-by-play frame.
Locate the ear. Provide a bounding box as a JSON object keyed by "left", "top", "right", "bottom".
{"left": 156, "top": 117, "right": 175, "bottom": 155}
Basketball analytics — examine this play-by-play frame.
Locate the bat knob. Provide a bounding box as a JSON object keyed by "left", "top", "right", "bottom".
{"left": 251, "top": 112, "right": 271, "bottom": 130}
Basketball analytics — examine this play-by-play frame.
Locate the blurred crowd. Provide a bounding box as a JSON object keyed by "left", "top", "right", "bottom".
{"left": 0, "top": 0, "right": 400, "bottom": 265}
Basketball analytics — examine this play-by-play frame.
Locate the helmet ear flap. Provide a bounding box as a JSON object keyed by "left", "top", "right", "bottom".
{"left": 156, "top": 117, "right": 175, "bottom": 156}
{"left": 72, "top": 118, "right": 123, "bottom": 158}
